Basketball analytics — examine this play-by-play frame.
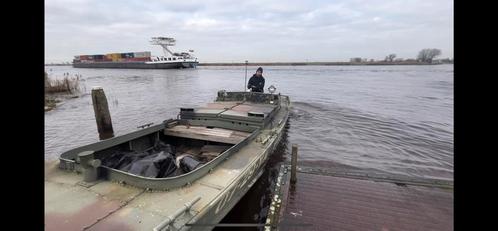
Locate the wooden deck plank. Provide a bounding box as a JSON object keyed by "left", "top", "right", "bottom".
{"left": 163, "top": 125, "right": 251, "bottom": 144}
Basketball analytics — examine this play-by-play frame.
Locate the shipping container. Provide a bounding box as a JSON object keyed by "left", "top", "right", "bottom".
{"left": 120, "top": 53, "right": 135, "bottom": 58}
{"left": 133, "top": 51, "right": 152, "bottom": 58}
{"left": 134, "top": 52, "right": 144, "bottom": 58}
{"left": 76, "top": 52, "right": 151, "bottom": 62}
{"left": 124, "top": 57, "right": 150, "bottom": 62}
{"left": 107, "top": 53, "right": 119, "bottom": 61}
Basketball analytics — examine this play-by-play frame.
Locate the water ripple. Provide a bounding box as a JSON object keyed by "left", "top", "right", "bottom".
{"left": 45, "top": 65, "right": 454, "bottom": 182}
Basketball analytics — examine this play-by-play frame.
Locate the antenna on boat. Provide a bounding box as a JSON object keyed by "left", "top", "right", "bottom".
{"left": 150, "top": 37, "right": 176, "bottom": 56}
{"left": 244, "top": 60, "right": 248, "bottom": 91}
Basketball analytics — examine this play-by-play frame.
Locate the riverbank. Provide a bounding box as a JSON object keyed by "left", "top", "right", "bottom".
{"left": 45, "top": 72, "right": 82, "bottom": 111}
{"left": 45, "top": 93, "right": 82, "bottom": 112}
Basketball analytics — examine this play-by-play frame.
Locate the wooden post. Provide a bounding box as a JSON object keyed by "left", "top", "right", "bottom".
{"left": 291, "top": 144, "right": 298, "bottom": 184}
{"left": 91, "top": 86, "right": 114, "bottom": 140}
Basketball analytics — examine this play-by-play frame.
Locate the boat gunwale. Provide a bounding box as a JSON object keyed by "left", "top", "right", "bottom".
{"left": 58, "top": 119, "right": 262, "bottom": 190}
{"left": 101, "top": 127, "right": 260, "bottom": 182}
{"left": 58, "top": 93, "right": 289, "bottom": 190}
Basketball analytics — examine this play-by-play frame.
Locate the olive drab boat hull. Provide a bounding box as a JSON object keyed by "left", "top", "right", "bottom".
{"left": 45, "top": 91, "right": 290, "bottom": 230}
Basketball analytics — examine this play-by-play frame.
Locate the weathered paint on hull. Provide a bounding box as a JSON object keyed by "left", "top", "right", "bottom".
{"left": 73, "top": 61, "right": 198, "bottom": 69}
{"left": 45, "top": 93, "right": 290, "bottom": 231}
{"left": 189, "top": 118, "right": 289, "bottom": 230}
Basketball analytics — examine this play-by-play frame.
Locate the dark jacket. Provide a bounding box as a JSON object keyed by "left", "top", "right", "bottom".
{"left": 247, "top": 74, "right": 265, "bottom": 92}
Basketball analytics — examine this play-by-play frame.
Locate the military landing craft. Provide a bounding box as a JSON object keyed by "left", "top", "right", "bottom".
{"left": 45, "top": 88, "right": 290, "bottom": 230}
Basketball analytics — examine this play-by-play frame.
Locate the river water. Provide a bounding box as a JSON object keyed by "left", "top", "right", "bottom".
{"left": 45, "top": 64, "right": 453, "bottom": 225}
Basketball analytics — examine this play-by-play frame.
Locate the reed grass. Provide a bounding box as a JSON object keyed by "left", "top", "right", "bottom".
{"left": 45, "top": 72, "right": 80, "bottom": 94}
{"left": 45, "top": 72, "right": 81, "bottom": 111}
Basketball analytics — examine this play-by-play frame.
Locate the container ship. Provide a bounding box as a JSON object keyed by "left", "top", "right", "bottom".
{"left": 72, "top": 37, "right": 198, "bottom": 69}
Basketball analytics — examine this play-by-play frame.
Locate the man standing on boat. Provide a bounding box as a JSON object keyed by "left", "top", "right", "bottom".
{"left": 247, "top": 67, "right": 265, "bottom": 92}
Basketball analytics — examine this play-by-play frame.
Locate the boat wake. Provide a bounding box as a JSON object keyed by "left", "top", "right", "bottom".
{"left": 288, "top": 101, "right": 453, "bottom": 181}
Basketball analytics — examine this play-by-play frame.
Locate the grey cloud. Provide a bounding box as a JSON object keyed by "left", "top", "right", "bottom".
{"left": 45, "top": 0, "right": 453, "bottom": 63}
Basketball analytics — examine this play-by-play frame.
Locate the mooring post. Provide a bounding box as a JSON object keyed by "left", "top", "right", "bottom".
{"left": 291, "top": 144, "right": 298, "bottom": 184}
{"left": 91, "top": 86, "right": 114, "bottom": 140}
{"left": 78, "top": 151, "right": 101, "bottom": 182}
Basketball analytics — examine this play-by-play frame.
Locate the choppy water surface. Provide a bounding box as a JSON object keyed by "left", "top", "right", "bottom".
{"left": 45, "top": 64, "right": 453, "bottom": 225}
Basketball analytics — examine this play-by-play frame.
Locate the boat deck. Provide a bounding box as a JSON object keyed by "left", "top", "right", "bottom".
{"left": 196, "top": 101, "right": 277, "bottom": 117}
{"left": 267, "top": 165, "right": 453, "bottom": 231}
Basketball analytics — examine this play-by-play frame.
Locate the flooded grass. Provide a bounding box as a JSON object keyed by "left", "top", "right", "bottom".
{"left": 45, "top": 72, "right": 82, "bottom": 111}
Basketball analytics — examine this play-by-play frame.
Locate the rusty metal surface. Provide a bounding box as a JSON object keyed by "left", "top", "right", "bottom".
{"left": 219, "top": 103, "right": 276, "bottom": 118}
{"left": 278, "top": 171, "right": 453, "bottom": 231}
{"left": 185, "top": 101, "right": 278, "bottom": 127}
{"left": 205, "top": 102, "right": 238, "bottom": 109}
{"left": 202, "top": 102, "right": 275, "bottom": 115}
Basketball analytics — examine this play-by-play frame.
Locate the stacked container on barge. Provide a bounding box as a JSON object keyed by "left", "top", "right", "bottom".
{"left": 73, "top": 37, "right": 198, "bottom": 69}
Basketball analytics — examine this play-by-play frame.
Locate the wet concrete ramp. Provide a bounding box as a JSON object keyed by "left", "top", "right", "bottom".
{"left": 269, "top": 166, "right": 453, "bottom": 231}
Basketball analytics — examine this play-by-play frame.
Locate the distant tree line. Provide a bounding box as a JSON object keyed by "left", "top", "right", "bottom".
{"left": 350, "top": 48, "right": 448, "bottom": 64}
{"left": 417, "top": 49, "right": 442, "bottom": 63}
{"left": 385, "top": 54, "right": 396, "bottom": 62}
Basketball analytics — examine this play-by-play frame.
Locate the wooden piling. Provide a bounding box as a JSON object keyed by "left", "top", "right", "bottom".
{"left": 291, "top": 144, "right": 298, "bottom": 184}
{"left": 91, "top": 86, "right": 114, "bottom": 140}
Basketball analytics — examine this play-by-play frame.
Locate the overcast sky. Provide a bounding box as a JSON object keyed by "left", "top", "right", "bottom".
{"left": 45, "top": 0, "right": 453, "bottom": 63}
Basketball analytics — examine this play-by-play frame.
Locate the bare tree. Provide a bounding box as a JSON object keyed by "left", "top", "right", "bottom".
{"left": 385, "top": 54, "right": 396, "bottom": 62}
{"left": 417, "top": 49, "right": 442, "bottom": 63}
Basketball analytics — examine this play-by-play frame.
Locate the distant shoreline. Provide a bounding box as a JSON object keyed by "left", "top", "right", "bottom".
{"left": 198, "top": 61, "right": 450, "bottom": 66}
{"left": 45, "top": 64, "right": 72, "bottom": 66}
{"left": 45, "top": 61, "right": 452, "bottom": 67}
